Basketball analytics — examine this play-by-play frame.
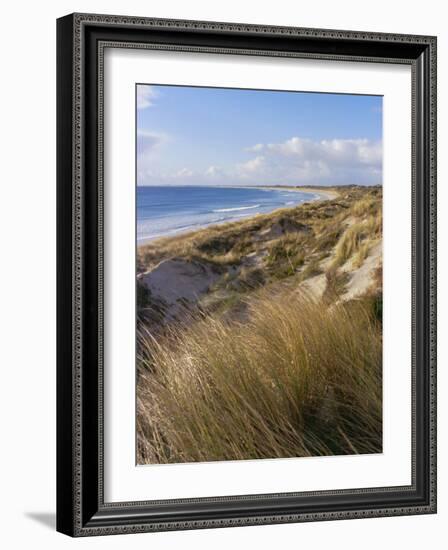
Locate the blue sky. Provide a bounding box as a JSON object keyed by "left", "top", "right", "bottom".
{"left": 137, "top": 84, "right": 382, "bottom": 187}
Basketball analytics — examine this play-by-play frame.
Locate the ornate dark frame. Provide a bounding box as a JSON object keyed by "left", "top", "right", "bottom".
{"left": 56, "top": 13, "right": 437, "bottom": 537}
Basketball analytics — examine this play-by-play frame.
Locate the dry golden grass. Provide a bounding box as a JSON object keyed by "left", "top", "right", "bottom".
{"left": 322, "top": 268, "right": 350, "bottom": 304}
{"left": 265, "top": 234, "right": 306, "bottom": 279}
{"left": 332, "top": 213, "right": 382, "bottom": 268}
{"left": 136, "top": 187, "right": 383, "bottom": 464}
{"left": 333, "top": 222, "right": 366, "bottom": 266}
{"left": 350, "top": 196, "right": 380, "bottom": 217}
{"left": 138, "top": 187, "right": 382, "bottom": 296}
{"left": 137, "top": 290, "right": 382, "bottom": 464}
{"left": 352, "top": 241, "right": 372, "bottom": 269}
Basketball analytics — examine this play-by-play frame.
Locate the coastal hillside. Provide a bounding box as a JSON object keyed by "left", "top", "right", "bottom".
{"left": 136, "top": 185, "right": 383, "bottom": 464}
{"left": 137, "top": 186, "right": 382, "bottom": 327}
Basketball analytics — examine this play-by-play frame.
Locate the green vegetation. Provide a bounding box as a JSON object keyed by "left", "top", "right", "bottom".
{"left": 136, "top": 185, "right": 383, "bottom": 464}
{"left": 265, "top": 234, "right": 306, "bottom": 279}
{"left": 138, "top": 186, "right": 382, "bottom": 309}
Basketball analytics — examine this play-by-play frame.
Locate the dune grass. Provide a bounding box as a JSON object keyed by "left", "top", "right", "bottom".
{"left": 352, "top": 241, "right": 372, "bottom": 269}
{"left": 136, "top": 186, "right": 383, "bottom": 464}
{"left": 137, "top": 290, "right": 382, "bottom": 464}
{"left": 322, "top": 268, "right": 351, "bottom": 304}
{"left": 265, "top": 234, "right": 306, "bottom": 279}
{"left": 138, "top": 187, "right": 381, "bottom": 289}
{"left": 332, "top": 213, "right": 382, "bottom": 268}
{"left": 350, "top": 196, "right": 380, "bottom": 217}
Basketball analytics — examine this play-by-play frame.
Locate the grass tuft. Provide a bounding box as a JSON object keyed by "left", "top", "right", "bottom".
{"left": 265, "top": 234, "right": 306, "bottom": 279}
{"left": 332, "top": 214, "right": 381, "bottom": 268}
{"left": 137, "top": 290, "right": 382, "bottom": 464}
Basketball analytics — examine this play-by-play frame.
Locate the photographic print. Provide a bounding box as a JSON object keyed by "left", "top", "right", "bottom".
{"left": 136, "top": 84, "right": 383, "bottom": 465}
{"left": 57, "top": 15, "right": 437, "bottom": 535}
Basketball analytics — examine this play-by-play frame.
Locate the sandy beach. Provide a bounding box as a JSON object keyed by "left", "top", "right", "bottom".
{"left": 254, "top": 185, "right": 340, "bottom": 200}
{"left": 136, "top": 185, "right": 383, "bottom": 464}
{"left": 294, "top": 186, "right": 340, "bottom": 200}
{"left": 137, "top": 185, "right": 338, "bottom": 248}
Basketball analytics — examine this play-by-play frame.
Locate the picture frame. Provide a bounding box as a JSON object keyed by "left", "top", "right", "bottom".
{"left": 56, "top": 13, "right": 437, "bottom": 537}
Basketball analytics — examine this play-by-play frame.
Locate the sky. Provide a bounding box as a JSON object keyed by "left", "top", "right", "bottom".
{"left": 136, "top": 84, "right": 382, "bottom": 187}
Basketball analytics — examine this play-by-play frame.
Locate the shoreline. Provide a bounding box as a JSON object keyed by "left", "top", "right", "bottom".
{"left": 253, "top": 186, "right": 339, "bottom": 201}
{"left": 293, "top": 186, "right": 340, "bottom": 200}
{"left": 138, "top": 186, "right": 338, "bottom": 248}
{"left": 136, "top": 185, "right": 383, "bottom": 465}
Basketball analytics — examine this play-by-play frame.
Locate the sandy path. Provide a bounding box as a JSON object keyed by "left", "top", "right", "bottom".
{"left": 342, "top": 242, "right": 382, "bottom": 300}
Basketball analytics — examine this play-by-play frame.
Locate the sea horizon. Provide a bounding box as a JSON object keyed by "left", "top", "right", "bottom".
{"left": 137, "top": 185, "right": 322, "bottom": 242}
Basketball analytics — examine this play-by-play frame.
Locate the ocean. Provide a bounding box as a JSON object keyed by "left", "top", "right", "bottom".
{"left": 137, "top": 186, "right": 319, "bottom": 242}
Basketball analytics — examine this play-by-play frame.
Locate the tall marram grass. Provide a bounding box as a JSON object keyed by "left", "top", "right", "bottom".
{"left": 137, "top": 291, "right": 382, "bottom": 464}
{"left": 332, "top": 213, "right": 382, "bottom": 268}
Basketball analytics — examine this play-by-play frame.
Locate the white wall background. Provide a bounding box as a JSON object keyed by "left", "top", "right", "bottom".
{"left": 0, "top": 1, "right": 445, "bottom": 548}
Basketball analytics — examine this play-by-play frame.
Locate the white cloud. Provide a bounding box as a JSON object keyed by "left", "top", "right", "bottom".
{"left": 242, "top": 136, "right": 382, "bottom": 186}
{"left": 137, "top": 130, "right": 165, "bottom": 156}
{"left": 136, "top": 130, "right": 169, "bottom": 185}
{"left": 265, "top": 137, "right": 381, "bottom": 165}
{"left": 137, "top": 86, "right": 158, "bottom": 109}
{"left": 245, "top": 143, "right": 264, "bottom": 153}
{"left": 174, "top": 168, "right": 194, "bottom": 178}
{"left": 205, "top": 165, "right": 224, "bottom": 178}
{"left": 137, "top": 135, "right": 382, "bottom": 187}
{"left": 237, "top": 156, "right": 265, "bottom": 177}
